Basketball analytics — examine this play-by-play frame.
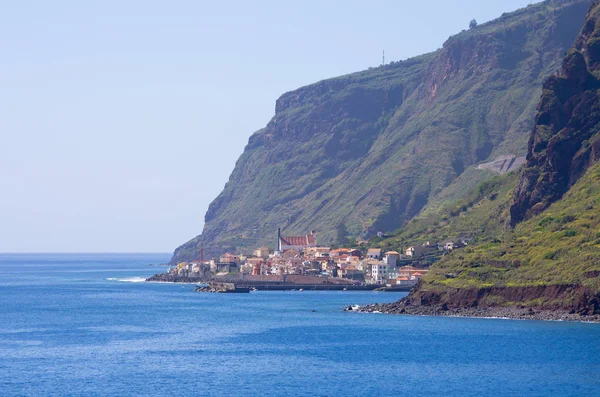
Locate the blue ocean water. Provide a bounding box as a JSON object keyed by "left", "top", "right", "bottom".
{"left": 0, "top": 254, "right": 599, "bottom": 396}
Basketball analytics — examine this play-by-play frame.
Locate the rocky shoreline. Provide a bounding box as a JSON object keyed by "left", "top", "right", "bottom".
{"left": 348, "top": 301, "right": 600, "bottom": 323}
{"left": 146, "top": 273, "right": 212, "bottom": 283}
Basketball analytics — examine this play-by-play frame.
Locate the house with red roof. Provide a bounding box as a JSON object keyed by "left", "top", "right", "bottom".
{"left": 277, "top": 228, "right": 317, "bottom": 252}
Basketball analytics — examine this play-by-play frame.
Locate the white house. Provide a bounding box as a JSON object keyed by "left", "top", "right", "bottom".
{"left": 396, "top": 277, "right": 418, "bottom": 287}
{"left": 405, "top": 245, "right": 436, "bottom": 258}
{"left": 370, "top": 262, "right": 397, "bottom": 284}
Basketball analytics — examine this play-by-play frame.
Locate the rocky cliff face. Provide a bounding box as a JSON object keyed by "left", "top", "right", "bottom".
{"left": 394, "top": 159, "right": 600, "bottom": 315}
{"left": 511, "top": 0, "right": 600, "bottom": 224}
{"left": 173, "top": 0, "right": 591, "bottom": 262}
{"left": 395, "top": 0, "right": 600, "bottom": 315}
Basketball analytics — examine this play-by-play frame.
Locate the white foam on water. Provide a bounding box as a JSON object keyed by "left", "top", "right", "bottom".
{"left": 106, "top": 277, "right": 147, "bottom": 283}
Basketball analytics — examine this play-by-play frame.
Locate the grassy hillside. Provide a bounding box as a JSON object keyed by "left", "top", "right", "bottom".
{"left": 372, "top": 159, "right": 600, "bottom": 313}
{"left": 375, "top": 171, "right": 518, "bottom": 253}
{"left": 416, "top": 162, "right": 600, "bottom": 307}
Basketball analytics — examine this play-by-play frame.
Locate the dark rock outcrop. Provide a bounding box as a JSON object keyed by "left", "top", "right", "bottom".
{"left": 404, "top": 283, "right": 600, "bottom": 315}
{"left": 356, "top": 299, "right": 600, "bottom": 322}
{"left": 356, "top": 281, "right": 600, "bottom": 321}
{"left": 511, "top": 0, "right": 600, "bottom": 224}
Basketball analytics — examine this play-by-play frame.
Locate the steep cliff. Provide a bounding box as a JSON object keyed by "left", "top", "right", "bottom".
{"left": 393, "top": 0, "right": 600, "bottom": 315}
{"left": 511, "top": 0, "right": 600, "bottom": 224}
{"left": 173, "top": 0, "right": 591, "bottom": 262}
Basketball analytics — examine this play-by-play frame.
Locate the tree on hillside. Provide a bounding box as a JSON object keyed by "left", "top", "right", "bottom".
{"left": 336, "top": 222, "right": 349, "bottom": 246}
{"left": 469, "top": 19, "right": 478, "bottom": 29}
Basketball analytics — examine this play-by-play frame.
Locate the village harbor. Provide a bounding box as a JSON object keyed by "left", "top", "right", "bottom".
{"left": 147, "top": 229, "right": 468, "bottom": 292}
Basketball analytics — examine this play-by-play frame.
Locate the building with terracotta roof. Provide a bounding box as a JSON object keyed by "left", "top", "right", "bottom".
{"left": 394, "top": 276, "right": 418, "bottom": 287}
{"left": 253, "top": 246, "right": 270, "bottom": 259}
{"left": 398, "top": 266, "right": 429, "bottom": 278}
{"left": 384, "top": 251, "right": 401, "bottom": 266}
{"left": 304, "top": 246, "right": 330, "bottom": 259}
{"left": 219, "top": 253, "right": 240, "bottom": 264}
{"left": 281, "top": 249, "right": 301, "bottom": 259}
{"left": 367, "top": 248, "right": 382, "bottom": 259}
{"left": 330, "top": 248, "right": 358, "bottom": 258}
{"left": 246, "top": 257, "right": 264, "bottom": 266}
{"left": 277, "top": 228, "right": 317, "bottom": 252}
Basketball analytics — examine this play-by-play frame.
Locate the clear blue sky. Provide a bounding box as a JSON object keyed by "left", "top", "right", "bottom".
{"left": 1, "top": 0, "right": 541, "bottom": 253}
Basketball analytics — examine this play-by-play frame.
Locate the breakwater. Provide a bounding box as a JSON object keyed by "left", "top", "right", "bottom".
{"left": 146, "top": 273, "right": 211, "bottom": 283}
{"left": 248, "top": 284, "right": 410, "bottom": 291}
{"left": 196, "top": 282, "right": 250, "bottom": 293}
{"left": 146, "top": 273, "right": 412, "bottom": 292}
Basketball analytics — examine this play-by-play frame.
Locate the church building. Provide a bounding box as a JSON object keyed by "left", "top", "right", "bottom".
{"left": 277, "top": 228, "right": 317, "bottom": 252}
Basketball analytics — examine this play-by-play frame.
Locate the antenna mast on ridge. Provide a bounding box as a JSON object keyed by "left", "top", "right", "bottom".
{"left": 382, "top": 50, "right": 385, "bottom": 66}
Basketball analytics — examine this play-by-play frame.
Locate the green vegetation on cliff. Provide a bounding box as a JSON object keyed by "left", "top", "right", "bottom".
{"left": 427, "top": 162, "right": 600, "bottom": 294}
{"left": 376, "top": 158, "right": 600, "bottom": 312}
{"left": 376, "top": 171, "right": 517, "bottom": 252}
{"left": 402, "top": 0, "right": 600, "bottom": 313}
{"left": 173, "top": 0, "right": 592, "bottom": 263}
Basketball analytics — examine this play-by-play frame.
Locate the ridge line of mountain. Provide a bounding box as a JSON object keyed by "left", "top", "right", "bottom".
{"left": 171, "top": 0, "right": 592, "bottom": 264}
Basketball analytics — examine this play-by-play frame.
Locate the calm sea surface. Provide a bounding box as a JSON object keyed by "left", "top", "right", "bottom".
{"left": 1, "top": 253, "right": 599, "bottom": 396}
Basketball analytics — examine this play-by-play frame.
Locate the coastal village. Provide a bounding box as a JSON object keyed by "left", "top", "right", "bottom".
{"left": 161, "top": 229, "right": 470, "bottom": 288}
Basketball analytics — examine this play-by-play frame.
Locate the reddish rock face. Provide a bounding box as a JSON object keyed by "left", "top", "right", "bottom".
{"left": 405, "top": 283, "right": 600, "bottom": 315}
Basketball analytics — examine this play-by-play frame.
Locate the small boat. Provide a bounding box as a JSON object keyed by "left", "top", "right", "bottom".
{"left": 299, "top": 288, "right": 304, "bottom": 292}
